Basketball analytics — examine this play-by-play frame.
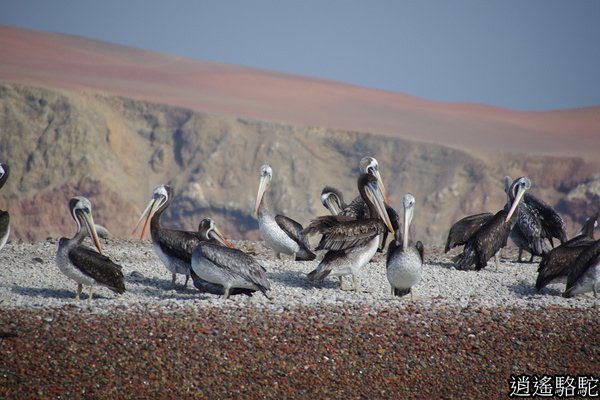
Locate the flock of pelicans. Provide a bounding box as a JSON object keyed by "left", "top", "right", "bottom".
{"left": 0, "top": 158, "right": 599, "bottom": 305}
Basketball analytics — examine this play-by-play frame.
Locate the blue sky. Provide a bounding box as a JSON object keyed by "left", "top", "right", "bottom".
{"left": 1, "top": 0, "right": 599, "bottom": 111}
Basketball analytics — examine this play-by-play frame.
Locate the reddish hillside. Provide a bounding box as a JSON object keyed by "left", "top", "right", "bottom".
{"left": 1, "top": 24, "right": 598, "bottom": 161}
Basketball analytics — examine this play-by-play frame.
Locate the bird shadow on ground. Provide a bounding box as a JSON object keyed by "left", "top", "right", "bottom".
{"left": 11, "top": 285, "right": 75, "bottom": 300}
{"left": 267, "top": 270, "right": 338, "bottom": 290}
{"left": 127, "top": 274, "right": 174, "bottom": 291}
{"left": 507, "top": 280, "right": 538, "bottom": 296}
{"left": 535, "top": 286, "right": 563, "bottom": 297}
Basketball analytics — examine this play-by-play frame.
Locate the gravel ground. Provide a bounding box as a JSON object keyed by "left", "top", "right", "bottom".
{"left": 1, "top": 238, "right": 599, "bottom": 398}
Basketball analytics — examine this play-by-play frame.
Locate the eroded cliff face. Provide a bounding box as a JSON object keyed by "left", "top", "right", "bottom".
{"left": 0, "top": 83, "right": 596, "bottom": 244}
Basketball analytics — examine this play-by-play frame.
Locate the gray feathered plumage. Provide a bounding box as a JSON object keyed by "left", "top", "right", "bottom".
{"left": 192, "top": 242, "right": 270, "bottom": 299}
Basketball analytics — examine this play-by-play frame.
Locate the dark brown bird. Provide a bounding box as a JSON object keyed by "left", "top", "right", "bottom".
{"left": 563, "top": 239, "right": 600, "bottom": 299}
{"left": 445, "top": 212, "right": 494, "bottom": 253}
{"left": 536, "top": 213, "right": 598, "bottom": 291}
{"left": 455, "top": 177, "right": 530, "bottom": 271}
{"left": 504, "top": 176, "right": 567, "bottom": 262}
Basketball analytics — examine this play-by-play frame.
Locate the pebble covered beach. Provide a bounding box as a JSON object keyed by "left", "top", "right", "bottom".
{"left": 0, "top": 238, "right": 598, "bottom": 398}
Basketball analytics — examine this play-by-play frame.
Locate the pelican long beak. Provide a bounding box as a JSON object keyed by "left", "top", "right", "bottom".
{"left": 79, "top": 209, "right": 104, "bottom": 256}
{"left": 133, "top": 197, "right": 161, "bottom": 240}
{"left": 403, "top": 206, "right": 414, "bottom": 251}
{"left": 255, "top": 176, "right": 269, "bottom": 216}
{"left": 373, "top": 170, "right": 390, "bottom": 205}
{"left": 505, "top": 184, "right": 527, "bottom": 222}
{"left": 366, "top": 181, "right": 395, "bottom": 235}
{"left": 323, "top": 195, "right": 342, "bottom": 216}
{"left": 210, "top": 226, "right": 235, "bottom": 248}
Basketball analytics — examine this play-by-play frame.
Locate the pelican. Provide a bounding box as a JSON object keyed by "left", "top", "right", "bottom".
{"left": 0, "top": 162, "right": 10, "bottom": 251}
{"left": 536, "top": 213, "right": 598, "bottom": 291}
{"left": 192, "top": 242, "right": 270, "bottom": 300}
{"left": 386, "top": 193, "right": 424, "bottom": 298}
{"left": 455, "top": 176, "right": 530, "bottom": 271}
{"left": 198, "top": 218, "right": 234, "bottom": 247}
{"left": 445, "top": 212, "right": 494, "bottom": 253}
{"left": 340, "top": 156, "right": 390, "bottom": 219}
{"left": 255, "top": 164, "right": 316, "bottom": 261}
{"left": 56, "top": 196, "right": 125, "bottom": 304}
{"left": 134, "top": 184, "right": 233, "bottom": 290}
{"left": 321, "top": 186, "right": 347, "bottom": 216}
{"left": 563, "top": 239, "right": 600, "bottom": 299}
{"left": 305, "top": 173, "right": 394, "bottom": 291}
{"left": 505, "top": 176, "right": 567, "bottom": 262}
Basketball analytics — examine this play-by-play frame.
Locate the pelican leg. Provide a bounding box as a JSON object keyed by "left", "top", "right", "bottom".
{"left": 88, "top": 284, "right": 95, "bottom": 307}
{"left": 76, "top": 283, "right": 83, "bottom": 300}
{"left": 170, "top": 273, "right": 177, "bottom": 290}
{"left": 352, "top": 275, "right": 361, "bottom": 292}
{"left": 223, "top": 287, "right": 230, "bottom": 300}
{"left": 183, "top": 274, "right": 190, "bottom": 289}
{"left": 292, "top": 253, "right": 297, "bottom": 262}
{"left": 517, "top": 248, "right": 523, "bottom": 262}
{"left": 494, "top": 254, "right": 499, "bottom": 271}
{"left": 338, "top": 276, "right": 345, "bottom": 290}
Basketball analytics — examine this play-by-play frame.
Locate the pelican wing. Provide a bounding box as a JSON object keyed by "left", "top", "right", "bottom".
{"left": 516, "top": 204, "right": 547, "bottom": 255}
{"left": 275, "top": 214, "right": 312, "bottom": 250}
{"left": 68, "top": 245, "right": 125, "bottom": 293}
{"left": 536, "top": 240, "right": 593, "bottom": 290}
{"left": 197, "top": 242, "right": 270, "bottom": 291}
{"left": 455, "top": 210, "right": 511, "bottom": 270}
{"left": 190, "top": 269, "right": 256, "bottom": 297}
{"left": 156, "top": 229, "right": 203, "bottom": 262}
{"left": 445, "top": 212, "right": 494, "bottom": 252}
{"left": 524, "top": 193, "right": 567, "bottom": 243}
{"left": 564, "top": 240, "right": 600, "bottom": 296}
{"left": 306, "top": 216, "right": 385, "bottom": 251}
{"left": 416, "top": 241, "right": 425, "bottom": 263}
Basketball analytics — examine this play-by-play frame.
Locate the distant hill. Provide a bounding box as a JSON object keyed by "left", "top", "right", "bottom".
{"left": 1, "top": 24, "right": 598, "bottom": 160}
{"left": 0, "top": 25, "right": 598, "bottom": 244}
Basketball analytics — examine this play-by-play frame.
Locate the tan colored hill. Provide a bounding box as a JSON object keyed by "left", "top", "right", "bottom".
{"left": 0, "top": 83, "right": 597, "bottom": 244}
{"left": 1, "top": 25, "right": 598, "bottom": 160}
{"left": 0, "top": 25, "right": 598, "bottom": 244}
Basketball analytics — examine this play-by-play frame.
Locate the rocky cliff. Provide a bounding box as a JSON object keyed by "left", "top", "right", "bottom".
{"left": 0, "top": 83, "right": 597, "bottom": 244}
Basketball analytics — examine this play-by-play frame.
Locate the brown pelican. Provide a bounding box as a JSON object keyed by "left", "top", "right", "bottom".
{"left": 255, "top": 164, "right": 316, "bottom": 261}
{"left": 134, "top": 184, "right": 233, "bottom": 290}
{"left": 56, "top": 196, "right": 125, "bottom": 304}
{"left": 563, "top": 239, "right": 600, "bottom": 299}
{"left": 0, "top": 162, "right": 9, "bottom": 251}
{"left": 386, "top": 193, "right": 424, "bottom": 298}
{"left": 445, "top": 212, "right": 494, "bottom": 253}
{"left": 192, "top": 242, "right": 270, "bottom": 299}
{"left": 536, "top": 213, "right": 598, "bottom": 291}
{"left": 340, "top": 156, "right": 390, "bottom": 219}
{"left": 505, "top": 176, "right": 567, "bottom": 262}
{"left": 321, "top": 186, "right": 347, "bottom": 216}
{"left": 305, "top": 173, "right": 394, "bottom": 291}
{"left": 455, "top": 176, "right": 530, "bottom": 271}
